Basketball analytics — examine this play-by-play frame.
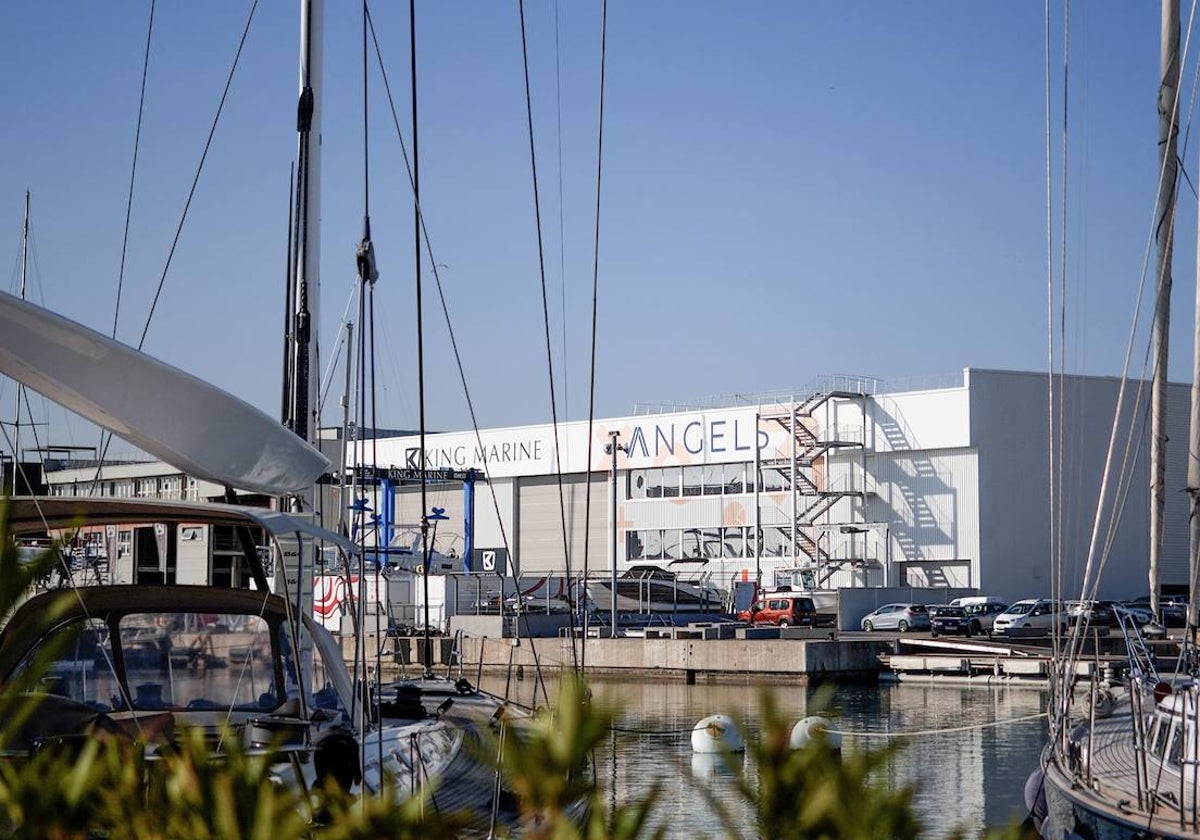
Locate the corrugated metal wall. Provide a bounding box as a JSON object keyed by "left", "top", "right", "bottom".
{"left": 515, "top": 474, "right": 608, "bottom": 575}
{"left": 865, "top": 449, "right": 980, "bottom": 586}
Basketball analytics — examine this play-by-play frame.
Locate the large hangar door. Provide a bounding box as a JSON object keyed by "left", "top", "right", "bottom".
{"left": 516, "top": 474, "right": 608, "bottom": 576}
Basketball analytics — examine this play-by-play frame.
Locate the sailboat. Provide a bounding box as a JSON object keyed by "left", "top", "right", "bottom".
{"left": 1033, "top": 2, "right": 1200, "bottom": 837}
{"left": 0, "top": 1, "right": 572, "bottom": 833}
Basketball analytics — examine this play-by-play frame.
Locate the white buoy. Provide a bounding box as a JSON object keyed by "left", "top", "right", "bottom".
{"left": 691, "top": 714, "right": 745, "bottom": 753}
{"left": 790, "top": 716, "right": 841, "bottom": 752}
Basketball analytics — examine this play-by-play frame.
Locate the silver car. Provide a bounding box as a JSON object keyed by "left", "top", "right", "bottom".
{"left": 860, "top": 603, "right": 931, "bottom": 633}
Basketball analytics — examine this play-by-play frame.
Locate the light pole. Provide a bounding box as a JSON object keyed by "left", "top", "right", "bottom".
{"left": 606, "top": 431, "right": 628, "bottom": 636}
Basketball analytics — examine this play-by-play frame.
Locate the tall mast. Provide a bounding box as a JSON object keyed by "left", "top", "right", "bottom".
{"left": 1150, "top": 0, "right": 1179, "bottom": 623}
{"left": 410, "top": 0, "right": 433, "bottom": 678}
{"left": 287, "top": 0, "right": 323, "bottom": 452}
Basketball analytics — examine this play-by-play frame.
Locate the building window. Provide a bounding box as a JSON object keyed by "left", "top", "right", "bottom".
{"left": 662, "top": 467, "right": 681, "bottom": 497}
{"left": 661, "top": 529, "right": 681, "bottom": 561}
{"left": 628, "top": 465, "right": 751, "bottom": 500}
{"left": 645, "top": 468, "right": 664, "bottom": 498}
{"left": 761, "top": 527, "right": 792, "bottom": 557}
{"left": 761, "top": 467, "right": 791, "bottom": 492}
{"left": 722, "top": 527, "right": 745, "bottom": 559}
{"left": 628, "top": 471, "right": 647, "bottom": 499}
{"left": 723, "top": 463, "right": 746, "bottom": 494}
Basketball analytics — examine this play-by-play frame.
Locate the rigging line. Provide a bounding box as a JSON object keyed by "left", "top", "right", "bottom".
{"left": 1054, "top": 0, "right": 1070, "bottom": 668}
{"left": 518, "top": 0, "right": 579, "bottom": 670}
{"left": 365, "top": 10, "right": 552, "bottom": 688}
{"left": 1179, "top": 0, "right": 1200, "bottom": 163}
{"left": 582, "top": 0, "right": 609, "bottom": 667}
{"left": 1043, "top": 0, "right": 1058, "bottom": 678}
{"left": 553, "top": 0, "right": 569, "bottom": 423}
{"left": 317, "top": 286, "right": 362, "bottom": 410}
{"left": 94, "top": 0, "right": 155, "bottom": 496}
{"left": 82, "top": 0, "right": 261, "bottom": 501}
{"left": 281, "top": 162, "right": 295, "bottom": 424}
{"left": 1071, "top": 0, "right": 1189, "bottom": 697}
{"left": 408, "top": 0, "right": 436, "bottom": 680}
{"left": 136, "top": 0, "right": 259, "bottom": 351}
{"left": 362, "top": 0, "right": 370, "bottom": 223}
{"left": 350, "top": 269, "right": 369, "bottom": 728}
{"left": 370, "top": 284, "right": 384, "bottom": 761}
{"left": 826, "top": 712, "right": 1049, "bottom": 740}
{"left": 112, "top": 0, "right": 156, "bottom": 343}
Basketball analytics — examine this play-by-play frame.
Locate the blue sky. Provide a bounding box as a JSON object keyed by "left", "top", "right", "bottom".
{"left": 0, "top": 2, "right": 1189, "bottom": 450}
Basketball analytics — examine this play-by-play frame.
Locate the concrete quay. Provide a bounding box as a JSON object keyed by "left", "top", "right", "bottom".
{"left": 378, "top": 633, "right": 890, "bottom": 683}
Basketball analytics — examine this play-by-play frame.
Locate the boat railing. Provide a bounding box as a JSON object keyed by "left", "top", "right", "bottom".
{"left": 1116, "top": 608, "right": 1160, "bottom": 684}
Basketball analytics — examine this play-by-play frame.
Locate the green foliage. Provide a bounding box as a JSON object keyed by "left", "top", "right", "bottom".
{"left": 493, "top": 673, "right": 665, "bottom": 840}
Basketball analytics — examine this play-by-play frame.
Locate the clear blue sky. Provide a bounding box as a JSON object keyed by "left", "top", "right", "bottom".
{"left": 0, "top": 2, "right": 1190, "bottom": 450}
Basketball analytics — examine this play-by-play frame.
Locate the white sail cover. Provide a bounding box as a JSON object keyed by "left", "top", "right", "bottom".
{"left": 0, "top": 291, "right": 328, "bottom": 495}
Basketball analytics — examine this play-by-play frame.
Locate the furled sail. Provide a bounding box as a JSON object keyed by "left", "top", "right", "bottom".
{"left": 0, "top": 291, "right": 328, "bottom": 495}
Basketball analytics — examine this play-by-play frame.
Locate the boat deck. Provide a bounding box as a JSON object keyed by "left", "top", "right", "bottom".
{"left": 1045, "top": 695, "right": 1200, "bottom": 839}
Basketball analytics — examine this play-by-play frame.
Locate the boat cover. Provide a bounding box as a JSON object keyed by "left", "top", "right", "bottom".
{"left": 0, "top": 291, "right": 328, "bottom": 496}
{"left": 4, "top": 497, "right": 357, "bottom": 557}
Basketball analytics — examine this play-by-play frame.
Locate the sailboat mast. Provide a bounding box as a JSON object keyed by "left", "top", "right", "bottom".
{"left": 11, "top": 191, "right": 29, "bottom": 474}
{"left": 1150, "top": 0, "right": 1179, "bottom": 623}
{"left": 287, "top": 0, "right": 323, "bottom": 451}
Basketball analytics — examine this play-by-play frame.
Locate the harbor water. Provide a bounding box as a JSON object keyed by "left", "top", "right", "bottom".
{"left": 490, "top": 676, "right": 1048, "bottom": 839}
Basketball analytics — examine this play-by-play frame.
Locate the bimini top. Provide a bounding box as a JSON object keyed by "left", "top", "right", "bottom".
{"left": 5, "top": 496, "right": 357, "bottom": 558}
{"left": 0, "top": 291, "right": 328, "bottom": 496}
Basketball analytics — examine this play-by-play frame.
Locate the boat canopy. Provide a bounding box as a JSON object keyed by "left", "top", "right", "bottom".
{"left": 0, "top": 291, "right": 328, "bottom": 496}
{"left": 5, "top": 497, "right": 357, "bottom": 558}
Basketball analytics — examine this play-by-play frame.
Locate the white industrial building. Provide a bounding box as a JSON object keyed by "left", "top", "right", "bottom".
{"left": 35, "top": 367, "right": 1190, "bottom": 605}
{"left": 358, "top": 368, "right": 1190, "bottom": 603}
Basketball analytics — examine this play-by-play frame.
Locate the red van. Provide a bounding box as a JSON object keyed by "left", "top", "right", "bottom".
{"left": 737, "top": 593, "right": 817, "bottom": 627}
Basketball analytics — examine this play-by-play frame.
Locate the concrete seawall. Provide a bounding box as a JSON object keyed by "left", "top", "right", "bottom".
{"left": 378, "top": 636, "right": 889, "bottom": 683}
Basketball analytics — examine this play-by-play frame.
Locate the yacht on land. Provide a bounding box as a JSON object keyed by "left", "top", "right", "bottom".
{"left": 585, "top": 560, "right": 726, "bottom": 614}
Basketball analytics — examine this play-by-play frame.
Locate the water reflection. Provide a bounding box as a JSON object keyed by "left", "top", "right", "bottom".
{"left": 486, "top": 675, "right": 1047, "bottom": 839}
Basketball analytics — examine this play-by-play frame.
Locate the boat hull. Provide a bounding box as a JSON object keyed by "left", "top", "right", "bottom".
{"left": 586, "top": 579, "right": 724, "bottom": 614}
{"left": 1041, "top": 748, "right": 1200, "bottom": 840}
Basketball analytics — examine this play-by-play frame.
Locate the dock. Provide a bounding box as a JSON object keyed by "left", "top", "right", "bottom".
{"left": 380, "top": 626, "right": 888, "bottom": 683}
{"left": 360, "top": 624, "right": 1174, "bottom": 686}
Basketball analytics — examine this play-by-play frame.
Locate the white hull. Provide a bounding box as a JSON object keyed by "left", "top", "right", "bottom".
{"left": 586, "top": 579, "right": 725, "bottom": 614}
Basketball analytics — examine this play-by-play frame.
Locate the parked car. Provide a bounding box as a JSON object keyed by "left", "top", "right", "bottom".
{"left": 1162, "top": 596, "right": 1189, "bottom": 627}
{"left": 949, "top": 595, "right": 1007, "bottom": 609}
{"left": 932, "top": 602, "right": 1007, "bottom": 637}
{"left": 1066, "top": 600, "right": 1119, "bottom": 629}
{"left": 929, "top": 606, "right": 966, "bottom": 637}
{"left": 737, "top": 593, "right": 817, "bottom": 628}
{"left": 1127, "top": 595, "right": 1186, "bottom": 626}
{"left": 991, "top": 599, "right": 1067, "bottom": 636}
{"left": 1115, "top": 602, "right": 1154, "bottom": 626}
{"left": 860, "top": 603, "right": 930, "bottom": 633}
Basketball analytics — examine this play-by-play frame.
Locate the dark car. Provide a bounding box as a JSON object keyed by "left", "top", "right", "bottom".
{"left": 930, "top": 602, "right": 1007, "bottom": 637}
{"left": 1067, "top": 600, "right": 1119, "bottom": 630}
{"left": 930, "top": 606, "right": 966, "bottom": 637}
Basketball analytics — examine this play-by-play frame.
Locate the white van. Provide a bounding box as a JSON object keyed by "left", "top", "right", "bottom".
{"left": 992, "top": 599, "right": 1067, "bottom": 636}
{"left": 949, "top": 595, "right": 1006, "bottom": 608}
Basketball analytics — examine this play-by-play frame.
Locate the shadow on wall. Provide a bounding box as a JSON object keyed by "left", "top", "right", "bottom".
{"left": 871, "top": 404, "right": 958, "bottom": 584}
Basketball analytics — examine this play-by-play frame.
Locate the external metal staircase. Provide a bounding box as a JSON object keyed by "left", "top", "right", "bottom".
{"left": 759, "top": 388, "right": 872, "bottom": 575}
